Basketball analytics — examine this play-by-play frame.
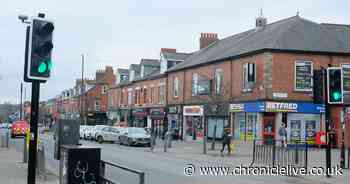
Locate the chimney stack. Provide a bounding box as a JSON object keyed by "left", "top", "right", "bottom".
{"left": 161, "top": 48, "right": 177, "bottom": 53}
{"left": 199, "top": 32, "right": 218, "bottom": 49}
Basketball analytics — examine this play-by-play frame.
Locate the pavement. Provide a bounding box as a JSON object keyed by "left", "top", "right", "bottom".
{"left": 0, "top": 130, "right": 58, "bottom": 184}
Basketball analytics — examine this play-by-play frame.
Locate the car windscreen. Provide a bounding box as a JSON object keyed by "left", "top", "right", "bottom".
{"left": 128, "top": 128, "right": 147, "bottom": 134}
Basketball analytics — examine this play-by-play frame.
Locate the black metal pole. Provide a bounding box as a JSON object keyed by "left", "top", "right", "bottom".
{"left": 27, "top": 81, "right": 40, "bottom": 184}
{"left": 323, "top": 68, "right": 332, "bottom": 177}
{"left": 20, "top": 82, "right": 23, "bottom": 120}
{"left": 340, "top": 107, "right": 346, "bottom": 168}
{"left": 203, "top": 116, "right": 207, "bottom": 154}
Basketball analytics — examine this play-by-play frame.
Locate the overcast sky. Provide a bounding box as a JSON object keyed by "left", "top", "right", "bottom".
{"left": 0, "top": 0, "right": 349, "bottom": 104}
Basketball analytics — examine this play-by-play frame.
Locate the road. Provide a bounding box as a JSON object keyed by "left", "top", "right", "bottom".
{"left": 5, "top": 129, "right": 350, "bottom": 184}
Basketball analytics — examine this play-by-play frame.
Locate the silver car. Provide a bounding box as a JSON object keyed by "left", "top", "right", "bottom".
{"left": 95, "top": 126, "right": 122, "bottom": 143}
{"left": 119, "top": 127, "right": 151, "bottom": 146}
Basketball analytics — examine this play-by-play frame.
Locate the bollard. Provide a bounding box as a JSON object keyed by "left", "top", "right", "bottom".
{"left": 167, "top": 131, "right": 172, "bottom": 148}
{"left": 23, "top": 137, "right": 28, "bottom": 163}
{"left": 37, "top": 144, "right": 46, "bottom": 175}
{"left": 163, "top": 133, "right": 168, "bottom": 152}
{"left": 211, "top": 125, "right": 217, "bottom": 150}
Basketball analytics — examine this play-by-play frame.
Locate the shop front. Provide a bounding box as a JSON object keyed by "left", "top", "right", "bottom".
{"left": 183, "top": 105, "right": 204, "bottom": 141}
{"left": 149, "top": 107, "right": 167, "bottom": 139}
{"left": 230, "top": 101, "right": 324, "bottom": 145}
{"left": 204, "top": 104, "right": 229, "bottom": 139}
{"left": 167, "top": 105, "right": 182, "bottom": 140}
{"left": 131, "top": 108, "right": 148, "bottom": 127}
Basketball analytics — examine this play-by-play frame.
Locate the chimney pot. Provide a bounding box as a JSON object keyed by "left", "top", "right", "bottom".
{"left": 199, "top": 32, "right": 219, "bottom": 50}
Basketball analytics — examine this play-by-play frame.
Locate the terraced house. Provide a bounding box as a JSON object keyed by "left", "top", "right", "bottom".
{"left": 111, "top": 15, "right": 350, "bottom": 147}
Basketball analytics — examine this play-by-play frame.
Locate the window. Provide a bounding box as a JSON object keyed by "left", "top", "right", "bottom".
{"left": 151, "top": 87, "right": 155, "bottom": 103}
{"left": 173, "top": 77, "right": 179, "bottom": 97}
{"left": 192, "top": 73, "right": 211, "bottom": 96}
{"left": 295, "top": 61, "right": 313, "bottom": 91}
{"left": 159, "top": 85, "right": 165, "bottom": 104}
{"left": 214, "top": 68, "right": 223, "bottom": 95}
{"left": 342, "top": 64, "right": 350, "bottom": 92}
{"left": 243, "top": 63, "right": 255, "bottom": 90}
{"left": 143, "top": 88, "right": 147, "bottom": 104}
{"left": 101, "top": 85, "right": 108, "bottom": 94}
{"left": 95, "top": 100, "right": 100, "bottom": 111}
{"left": 128, "top": 90, "right": 132, "bottom": 105}
{"left": 192, "top": 73, "right": 199, "bottom": 96}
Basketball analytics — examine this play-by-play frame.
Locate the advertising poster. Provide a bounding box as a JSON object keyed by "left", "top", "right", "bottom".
{"left": 305, "top": 120, "right": 316, "bottom": 144}
{"left": 290, "top": 120, "right": 301, "bottom": 143}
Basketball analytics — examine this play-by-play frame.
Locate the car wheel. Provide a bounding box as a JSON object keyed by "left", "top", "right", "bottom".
{"left": 127, "top": 138, "right": 132, "bottom": 146}
{"left": 97, "top": 136, "right": 104, "bottom": 144}
{"left": 119, "top": 138, "right": 123, "bottom": 145}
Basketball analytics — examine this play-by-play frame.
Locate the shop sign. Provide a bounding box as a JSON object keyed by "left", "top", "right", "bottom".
{"left": 272, "top": 92, "right": 288, "bottom": 98}
{"left": 150, "top": 108, "right": 165, "bottom": 119}
{"left": 183, "top": 106, "right": 203, "bottom": 116}
{"left": 168, "top": 106, "right": 181, "bottom": 114}
{"left": 266, "top": 102, "right": 298, "bottom": 112}
{"left": 132, "top": 108, "right": 147, "bottom": 117}
{"left": 230, "top": 104, "right": 244, "bottom": 112}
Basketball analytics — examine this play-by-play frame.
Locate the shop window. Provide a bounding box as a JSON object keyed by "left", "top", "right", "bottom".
{"left": 173, "top": 77, "right": 179, "bottom": 97}
{"left": 243, "top": 63, "right": 255, "bottom": 91}
{"left": 214, "top": 68, "right": 223, "bottom": 95}
{"left": 295, "top": 61, "right": 313, "bottom": 91}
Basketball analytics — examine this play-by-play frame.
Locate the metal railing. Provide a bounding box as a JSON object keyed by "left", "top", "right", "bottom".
{"left": 100, "top": 160, "right": 145, "bottom": 184}
{"left": 250, "top": 139, "right": 308, "bottom": 170}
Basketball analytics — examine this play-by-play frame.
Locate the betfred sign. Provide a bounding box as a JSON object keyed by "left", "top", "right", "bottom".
{"left": 265, "top": 102, "right": 298, "bottom": 112}
{"left": 183, "top": 106, "right": 203, "bottom": 116}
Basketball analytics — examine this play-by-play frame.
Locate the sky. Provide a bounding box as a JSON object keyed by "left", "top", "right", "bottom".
{"left": 0, "top": 0, "right": 349, "bottom": 104}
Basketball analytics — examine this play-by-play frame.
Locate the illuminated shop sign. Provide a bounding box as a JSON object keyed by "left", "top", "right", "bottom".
{"left": 183, "top": 106, "right": 203, "bottom": 116}
{"left": 230, "top": 104, "right": 244, "bottom": 112}
{"left": 265, "top": 102, "right": 298, "bottom": 112}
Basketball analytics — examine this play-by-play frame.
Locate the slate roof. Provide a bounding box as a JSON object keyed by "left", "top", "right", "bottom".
{"left": 167, "top": 16, "right": 350, "bottom": 72}
{"left": 162, "top": 52, "right": 192, "bottom": 61}
{"left": 140, "top": 59, "right": 160, "bottom": 66}
{"left": 117, "top": 68, "right": 129, "bottom": 75}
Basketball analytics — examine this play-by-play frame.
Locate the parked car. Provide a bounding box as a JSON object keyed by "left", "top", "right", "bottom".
{"left": 119, "top": 127, "right": 151, "bottom": 146}
{"left": 11, "top": 121, "right": 29, "bottom": 138}
{"left": 92, "top": 125, "right": 108, "bottom": 141}
{"left": 95, "top": 126, "right": 123, "bottom": 143}
{"left": 83, "top": 126, "right": 94, "bottom": 140}
{"left": 80, "top": 125, "right": 86, "bottom": 139}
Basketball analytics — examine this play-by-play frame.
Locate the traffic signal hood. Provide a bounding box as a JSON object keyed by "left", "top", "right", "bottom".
{"left": 327, "top": 67, "right": 343, "bottom": 104}
{"left": 25, "top": 18, "right": 54, "bottom": 81}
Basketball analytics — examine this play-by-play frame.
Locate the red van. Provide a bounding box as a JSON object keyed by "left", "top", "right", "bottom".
{"left": 11, "top": 121, "right": 29, "bottom": 138}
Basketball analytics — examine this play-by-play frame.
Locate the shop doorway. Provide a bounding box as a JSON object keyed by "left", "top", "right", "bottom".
{"left": 185, "top": 116, "right": 203, "bottom": 141}
{"left": 263, "top": 113, "right": 275, "bottom": 145}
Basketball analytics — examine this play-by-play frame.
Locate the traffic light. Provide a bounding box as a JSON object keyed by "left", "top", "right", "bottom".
{"left": 327, "top": 67, "right": 343, "bottom": 104}
{"left": 25, "top": 17, "right": 54, "bottom": 81}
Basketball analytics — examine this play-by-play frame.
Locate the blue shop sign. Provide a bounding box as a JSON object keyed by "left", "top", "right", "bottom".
{"left": 230, "top": 101, "right": 324, "bottom": 114}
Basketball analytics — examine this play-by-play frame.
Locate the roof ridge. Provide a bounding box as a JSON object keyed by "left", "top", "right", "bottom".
{"left": 321, "top": 23, "right": 350, "bottom": 27}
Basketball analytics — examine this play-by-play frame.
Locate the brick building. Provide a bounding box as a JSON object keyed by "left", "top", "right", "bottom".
{"left": 165, "top": 15, "right": 350, "bottom": 147}
{"left": 111, "top": 15, "right": 350, "bottom": 147}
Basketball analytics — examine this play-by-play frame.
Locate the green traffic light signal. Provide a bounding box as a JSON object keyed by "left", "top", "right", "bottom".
{"left": 332, "top": 91, "right": 342, "bottom": 101}
{"left": 37, "top": 62, "right": 47, "bottom": 73}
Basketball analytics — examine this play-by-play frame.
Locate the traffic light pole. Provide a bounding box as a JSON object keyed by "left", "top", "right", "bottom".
{"left": 323, "top": 68, "right": 332, "bottom": 177}
{"left": 27, "top": 81, "right": 40, "bottom": 184}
